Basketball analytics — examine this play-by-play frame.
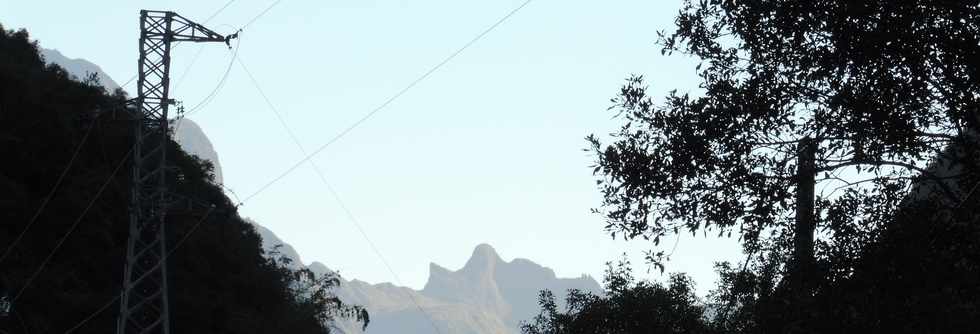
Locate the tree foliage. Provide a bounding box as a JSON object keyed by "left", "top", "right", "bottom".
{"left": 521, "top": 259, "right": 711, "bottom": 334}
{"left": 579, "top": 0, "right": 980, "bottom": 332}
{"left": 589, "top": 0, "right": 980, "bottom": 271}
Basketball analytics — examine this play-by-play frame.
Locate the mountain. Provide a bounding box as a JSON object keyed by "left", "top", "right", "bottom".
{"left": 422, "top": 244, "right": 603, "bottom": 331}
{"left": 39, "top": 48, "right": 120, "bottom": 91}
{"left": 250, "top": 218, "right": 305, "bottom": 270}
{"left": 41, "top": 47, "right": 224, "bottom": 185}
{"left": 173, "top": 118, "right": 224, "bottom": 184}
{"left": 252, "top": 221, "right": 602, "bottom": 334}
{"left": 48, "top": 50, "right": 603, "bottom": 334}
{"left": 313, "top": 243, "right": 602, "bottom": 334}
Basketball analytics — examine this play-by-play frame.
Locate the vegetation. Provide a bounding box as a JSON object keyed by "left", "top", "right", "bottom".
{"left": 521, "top": 259, "right": 710, "bottom": 334}
{"left": 529, "top": 0, "right": 980, "bottom": 333}
{"left": 589, "top": 0, "right": 979, "bottom": 272}
{"left": 0, "top": 25, "right": 365, "bottom": 333}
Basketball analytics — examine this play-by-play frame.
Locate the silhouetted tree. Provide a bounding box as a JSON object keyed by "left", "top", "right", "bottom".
{"left": 521, "top": 259, "right": 711, "bottom": 334}
{"left": 591, "top": 0, "right": 979, "bottom": 283}
{"left": 587, "top": 0, "right": 980, "bottom": 332}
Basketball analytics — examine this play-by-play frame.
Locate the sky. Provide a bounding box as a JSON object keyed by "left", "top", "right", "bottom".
{"left": 1, "top": 0, "right": 743, "bottom": 296}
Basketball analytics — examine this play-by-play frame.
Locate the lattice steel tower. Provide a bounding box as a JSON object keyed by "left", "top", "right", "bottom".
{"left": 117, "top": 10, "right": 236, "bottom": 334}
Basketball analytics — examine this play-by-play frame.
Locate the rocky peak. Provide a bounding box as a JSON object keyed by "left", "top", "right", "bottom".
{"left": 461, "top": 243, "right": 503, "bottom": 276}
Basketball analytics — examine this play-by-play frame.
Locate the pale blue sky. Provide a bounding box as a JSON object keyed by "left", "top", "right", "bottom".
{"left": 2, "top": 0, "right": 742, "bottom": 296}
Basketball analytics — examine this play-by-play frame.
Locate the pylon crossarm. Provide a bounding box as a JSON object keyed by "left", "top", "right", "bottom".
{"left": 140, "top": 11, "right": 234, "bottom": 44}
{"left": 171, "top": 14, "right": 227, "bottom": 42}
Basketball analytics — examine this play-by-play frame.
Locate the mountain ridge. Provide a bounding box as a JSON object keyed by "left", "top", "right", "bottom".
{"left": 39, "top": 48, "right": 120, "bottom": 91}
{"left": 46, "top": 52, "right": 603, "bottom": 334}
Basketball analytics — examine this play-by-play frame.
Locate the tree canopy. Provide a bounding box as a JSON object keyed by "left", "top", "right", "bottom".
{"left": 579, "top": 1, "right": 980, "bottom": 332}
{"left": 521, "top": 260, "right": 711, "bottom": 334}
{"left": 589, "top": 0, "right": 980, "bottom": 268}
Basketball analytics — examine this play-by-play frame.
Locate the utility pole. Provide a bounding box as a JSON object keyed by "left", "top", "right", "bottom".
{"left": 117, "top": 10, "right": 236, "bottom": 334}
{"left": 792, "top": 136, "right": 817, "bottom": 291}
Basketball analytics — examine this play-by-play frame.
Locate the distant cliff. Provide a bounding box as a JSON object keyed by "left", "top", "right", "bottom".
{"left": 41, "top": 47, "right": 223, "bottom": 185}
{"left": 39, "top": 48, "right": 120, "bottom": 91}
{"left": 303, "top": 240, "right": 602, "bottom": 334}
{"left": 173, "top": 118, "right": 224, "bottom": 184}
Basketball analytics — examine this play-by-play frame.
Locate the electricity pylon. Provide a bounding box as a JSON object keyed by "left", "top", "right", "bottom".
{"left": 117, "top": 10, "right": 236, "bottom": 334}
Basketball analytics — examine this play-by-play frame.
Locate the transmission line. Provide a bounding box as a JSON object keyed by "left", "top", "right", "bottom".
{"left": 61, "top": 206, "right": 216, "bottom": 333}
{"left": 237, "top": 55, "right": 444, "bottom": 333}
{"left": 117, "top": 0, "right": 238, "bottom": 92}
{"left": 61, "top": 1, "right": 531, "bottom": 331}
{"left": 172, "top": 45, "right": 206, "bottom": 93}
{"left": 0, "top": 118, "right": 98, "bottom": 265}
{"left": 204, "top": 0, "right": 237, "bottom": 23}
{"left": 172, "top": 36, "right": 241, "bottom": 139}
{"left": 12, "top": 148, "right": 132, "bottom": 304}
{"left": 240, "top": 0, "right": 534, "bottom": 205}
{"left": 242, "top": 0, "right": 284, "bottom": 30}
{"left": 182, "top": 37, "right": 241, "bottom": 115}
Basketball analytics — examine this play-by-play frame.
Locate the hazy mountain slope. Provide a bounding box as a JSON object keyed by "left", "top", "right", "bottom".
{"left": 251, "top": 221, "right": 602, "bottom": 334}
{"left": 250, "top": 219, "right": 305, "bottom": 270}
{"left": 173, "top": 118, "right": 224, "bottom": 184}
{"left": 39, "top": 48, "right": 120, "bottom": 91}
{"left": 42, "top": 47, "right": 224, "bottom": 185}
{"left": 306, "top": 243, "right": 602, "bottom": 334}
{"left": 329, "top": 277, "right": 511, "bottom": 334}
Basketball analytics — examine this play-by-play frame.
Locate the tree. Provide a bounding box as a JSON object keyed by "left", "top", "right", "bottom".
{"left": 521, "top": 259, "right": 711, "bottom": 334}
{"left": 266, "top": 247, "right": 369, "bottom": 331}
{"left": 589, "top": 0, "right": 980, "bottom": 279}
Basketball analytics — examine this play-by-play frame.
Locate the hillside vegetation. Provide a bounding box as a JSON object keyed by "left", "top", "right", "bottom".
{"left": 0, "top": 25, "right": 364, "bottom": 333}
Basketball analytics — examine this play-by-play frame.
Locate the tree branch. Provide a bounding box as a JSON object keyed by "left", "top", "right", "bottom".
{"left": 817, "top": 159, "right": 961, "bottom": 201}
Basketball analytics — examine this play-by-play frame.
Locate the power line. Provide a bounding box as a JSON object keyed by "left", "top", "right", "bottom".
{"left": 242, "top": 0, "right": 284, "bottom": 30}
{"left": 62, "top": 291, "right": 121, "bottom": 333}
{"left": 172, "top": 45, "right": 206, "bottom": 93}
{"left": 0, "top": 118, "right": 98, "bottom": 265}
{"left": 237, "top": 55, "right": 444, "bottom": 333}
{"left": 182, "top": 37, "right": 241, "bottom": 115}
{"left": 119, "top": 74, "right": 136, "bottom": 90}
{"left": 173, "top": 37, "right": 241, "bottom": 136}
{"left": 117, "top": 0, "right": 237, "bottom": 91}
{"left": 12, "top": 148, "right": 133, "bottom": 304}
{"left": 170, "top": 206, "right": 218, "bottom": 253}
{"left": 63, "top": 1, "right": 531, "bottom": 330}
{"left": 57, "top": 3, "right": 260, "bottom": 332}
{"left": 61, "top": 207, "right": 216, "bottom": 334}
{"left": 204, "top": 0, "right": 237, "bottom": 23}
{"left": 240, "top": 0, "right": 534, "bottom": 205}
{"left": 174, "top": 22, "right": 239, "bottom": 97}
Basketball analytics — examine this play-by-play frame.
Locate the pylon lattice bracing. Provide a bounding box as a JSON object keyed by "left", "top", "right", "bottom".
{"left": 117, "top": 10, "right": 233, "bottom": 334}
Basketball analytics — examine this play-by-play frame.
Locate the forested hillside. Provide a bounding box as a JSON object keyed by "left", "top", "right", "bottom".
{"left": 0, "top": 25, "right": 364, "bottom": 333}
